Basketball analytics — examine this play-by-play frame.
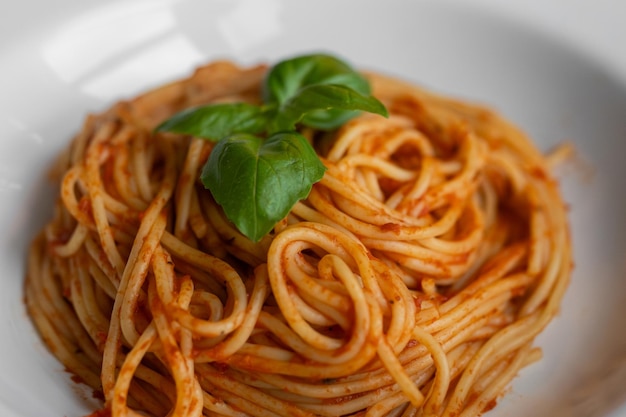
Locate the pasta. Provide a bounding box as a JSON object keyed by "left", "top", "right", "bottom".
{"left": 25, "top": 59, "right": 572, "bottom": 417}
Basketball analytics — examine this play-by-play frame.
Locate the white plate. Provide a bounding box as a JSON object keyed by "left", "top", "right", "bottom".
{"left": 1, "top": 0, "right": 625, "bottom": 416}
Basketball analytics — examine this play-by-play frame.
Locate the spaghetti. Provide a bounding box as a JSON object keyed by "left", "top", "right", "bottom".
{"left": 25, "top": 59, "right": 572, "bottom": 417}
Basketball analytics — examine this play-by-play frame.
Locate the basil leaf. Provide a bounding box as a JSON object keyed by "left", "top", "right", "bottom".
{"left": 300, "top": 108, "right": 360, "bottom": 130}
{"left": 263, "top": 54, "right": 371, "bottom": 104}
{"left": 264, "top": 54, "right": 379, "bottom": 130}
{"left": 201, "top": 132, "right": 326, "bottom": 242}
{"left": 155, "top": 103, "right": 269, "bottom": 140}
{"left": 272, "top": 84, "right": 388, "bottom": 132}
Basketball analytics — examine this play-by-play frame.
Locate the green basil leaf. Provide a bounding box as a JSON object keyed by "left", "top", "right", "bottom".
{"left": 155, "top": 103, "right": 269, "bottom": 140}
{"left": 272, "top": 83, "right": 388, "bottom": 132}
{"left": 301, "top": 108, "right": 361, "bottom": 131}
{"left": 263, "top": 53, "right": 371, "bottom": 105}
{"left": 201, "top": 132, "right": 326, "bottom": 242}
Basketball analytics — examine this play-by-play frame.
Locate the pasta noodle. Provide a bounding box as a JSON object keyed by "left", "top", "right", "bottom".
{"left": 25, "top": 59, "right": 571, "bottom": 417}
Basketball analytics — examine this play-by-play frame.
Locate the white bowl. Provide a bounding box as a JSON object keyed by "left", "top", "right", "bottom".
{"left": 1, "top": 0, "right": 625, "bottom": 416}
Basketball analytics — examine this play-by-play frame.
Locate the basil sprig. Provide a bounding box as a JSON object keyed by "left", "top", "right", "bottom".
{"left": 156, "top": 53, "right": 387, "bottom": 242}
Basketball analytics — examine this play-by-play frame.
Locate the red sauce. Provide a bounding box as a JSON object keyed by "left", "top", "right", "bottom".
{"left": 85, "top": 407, "right": 111, "bottom": 417}
{"left": 78, "top": 196, "right": 94, "bottom": 220}
{"left": 529, "top": 166, "right": 548, "bottom": 181}
{"left": 69, "top": 374, "right": 85, "bottom": 385}
{"left": 96, "top": 331, "right": 108, "bottom": 350}
{"left": 213, "top": 362, "right": 230, "bottom": 373}
{"left": 380, "top": 222, "right": 401, "bottom": 233}
{"left": 482, "top": 398, "right": 498, "bottom": 412}
{"left": 377, "top": 177, "right": 403, "bottom": 195}
{"left": 92, "top": 389, "right": 105, "bottom": 401}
